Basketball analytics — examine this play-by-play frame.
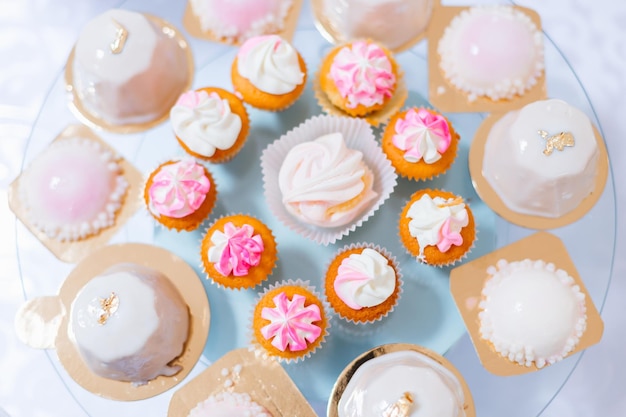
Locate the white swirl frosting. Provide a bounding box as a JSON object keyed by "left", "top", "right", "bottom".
{"left": 406, "top": 194, "right": 469, "bottom": 259}
{"left": 170, "top": 90, "right": 242, "bottom": 157}
{"left": 334, "top": 248, "right": 395, "bottom": 310}
{"left": 236, "top": 35, "right": 304, "bottom": 94}
{"left": 278, "top": 132, "right": 378, "bottom": 228}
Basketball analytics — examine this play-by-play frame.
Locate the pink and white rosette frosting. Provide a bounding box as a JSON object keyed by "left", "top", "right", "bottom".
{"left": 329, "top": 41, "right": 396, "bottom": 108}
{"left": 392, "top": 108, "right": 452, "bottom": 164}
{"left": 148, "top": 159, "right": 211, "bottom": 218}
{"left": 208, "top": 221, "right": 265, "bottom": 276}
{"left": 261, "top": 292, "right": 322, "bottom": 352}
{"left": 250, "top": 279, "right": 330, "bottom": 363}
{"left": 406, "top": 194, "right": 469, "bottom": 261}
{"left": 261, "top": 115, "right": 397, "bottom": 245}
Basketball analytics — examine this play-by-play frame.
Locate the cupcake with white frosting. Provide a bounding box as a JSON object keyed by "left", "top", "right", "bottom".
{"left": 231, "top": 34, "right": 307, "bottom": 111}
{"left": 170, "top": 87, "right": 250, "bottom": 163}
{"left": 399, "top": 189, "right": 476, "bottom": 266}
{"left": 324, "top": 243, "right": 402, "bottom": 327}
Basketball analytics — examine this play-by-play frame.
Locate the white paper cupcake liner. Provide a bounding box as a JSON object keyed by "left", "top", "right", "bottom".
{"left": 198, "top": 212, "right": 278, "bottom": 291}
{"left": 248, "top": 279, "right": 331, "bottom": 364}
{"left": 323, "top": 242, "right": 403, "bottom": 330}
{"left": 261, "top": 115, "right": 398, "bottom": 246}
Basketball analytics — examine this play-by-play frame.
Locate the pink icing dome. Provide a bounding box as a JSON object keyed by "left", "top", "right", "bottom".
{"left": 437, "top": 6, "right": 544, "bottom": 101}
{"left": 260, "top": 292, "right": 322, "bottom": 352}
{"left": 208, "top": 222, "right": 264, "bottom": 276}
{"left": 392, "top": 109, "right": 452, "bottom": 164}
{"left": 148, "top": 159, "right": 211, "bottom": 218}
{"left": 19, "top": 138, "right": 128, "bottom": 241}
{"left": 190, "top": 0, "right": 293, "bottom": 42}
{"left": 329, "top": 41, "right": 396, "bottom": 108}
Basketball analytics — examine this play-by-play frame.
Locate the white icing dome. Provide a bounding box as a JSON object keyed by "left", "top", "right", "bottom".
{"left": 69, "top": 263, "right": 189, "bottom": 384}
{"left": 338, "top": 350, "right": 466, "bottom": 417}
{"left": 72, "top": 9, "right": 190, "bottom": 127}
{"left": 482, "top": 99, "right": 599, "bottom": 218}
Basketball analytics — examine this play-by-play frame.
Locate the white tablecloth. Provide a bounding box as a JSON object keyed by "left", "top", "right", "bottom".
{"left": 1, "top": 0, "right": 624, "bottom": 416}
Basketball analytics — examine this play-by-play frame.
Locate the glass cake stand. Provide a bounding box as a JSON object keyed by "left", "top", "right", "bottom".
{"left": 14, "top": 0, "right": 616, "bottom": 416}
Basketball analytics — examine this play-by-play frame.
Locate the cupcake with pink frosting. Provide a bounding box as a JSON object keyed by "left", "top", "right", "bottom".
{"left": 251, "top": 279, "right": 329, "bottom": 363}
{"left": 324, "top": 243, "right": 402, "bottom": 327}
{"left": 317, "top": 40, "right": 402, "bottom": 118}
{"left": 143, "top": 158, "right": 217, "bottom": 231}
{"left": 381, "top": 107, "right": 460, "bottom": 180}
{"left": 200, "top": 214, "right": 277, "bottom": 290}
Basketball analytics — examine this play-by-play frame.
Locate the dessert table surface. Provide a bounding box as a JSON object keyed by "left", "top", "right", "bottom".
{"left": 1, "top": 0, "right": 625, "bottom": 416}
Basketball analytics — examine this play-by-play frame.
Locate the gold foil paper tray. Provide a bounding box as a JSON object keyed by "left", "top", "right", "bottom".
{"left": 449, "top": 231, "right": 604, "bottom": 376}
{"left": 168, "top": 348, "right": 317, "bottom": 417}
{"left": 16, "top": 243, "right": 210, "bottom": 401}
{"left": 8, "top": 124, "right": 143, "bottom": 263}
{"left": 427, "top": 5, "right": 547, "bottom": 113}
{"left": 468, "top": 113, "right": 609, "bottom": 229}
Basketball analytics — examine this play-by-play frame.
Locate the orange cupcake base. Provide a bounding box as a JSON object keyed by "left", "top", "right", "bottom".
{"left": 399, "top": 189, "right": 476, "bottom": 266}
{"left": 252, "top": 283, "right": 328, "bottom": 362}
{"left": 318, "top": 41, "right": 399, "bottom": 117}
{"left": 144, "top": 161, "right": 217, "bottom": 232}
{"left": 381, "top": 108, "right": 460, "bottom": 180}
{"left": 325, "top": 246, "right": 400, "bottom": 323}
{"left": 231, "top": 53, "right": 307, "bottom": 111}
{"left": 176, "top": 87, "right": 250, "bottom": 163}
{"left": 201, "top": 214, "right": 277, "bottom": 290}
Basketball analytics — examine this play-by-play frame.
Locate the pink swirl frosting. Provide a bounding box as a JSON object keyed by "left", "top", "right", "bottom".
{"left": 148, "top": 159, "right": 210, "bottom": 218}
{"left": 260, "top": 292, "right": 322, "bottom": 352}
{"left": 176, "top": 90, "right": 207, "bottom": 108}
{"left": 392, "top": 109, "right": 452, "bottom": 164}
{"left": 208, "top": 222, "right": 264, "bottom": 276}
{"left": 329, "top": 41, "right": 396, "bottom": 109}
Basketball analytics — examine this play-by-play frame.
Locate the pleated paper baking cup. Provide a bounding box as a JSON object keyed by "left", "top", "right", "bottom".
{"left": 323, "top": 242, "right": 403, "bottom": 329}
{"left": 261, "top": 115, "right": 398, "bottom": 246}
{"left": 249, "top": 279, "right": 331, "bottom": 364}
{"left": 199, "top": 213, "right": 278, "bottom": 290}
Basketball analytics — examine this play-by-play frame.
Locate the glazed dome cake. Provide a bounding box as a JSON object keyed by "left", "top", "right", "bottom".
{"left": 320, "top": 0, "right": 434, "bottom": 50}
{"left": 337, "top": 350, "right": 467, "bottom": 417}
{"left": 69, "top": 263, "right": 189, "bottom": 384}
{"left": 482, "top": 99, "right": 599, "bottom": 218}
{"left": 437, "top": 5, "right": 544, "bottom": 102}
{"left": 72, "top": 9, "right": 190, "bottom": 126}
